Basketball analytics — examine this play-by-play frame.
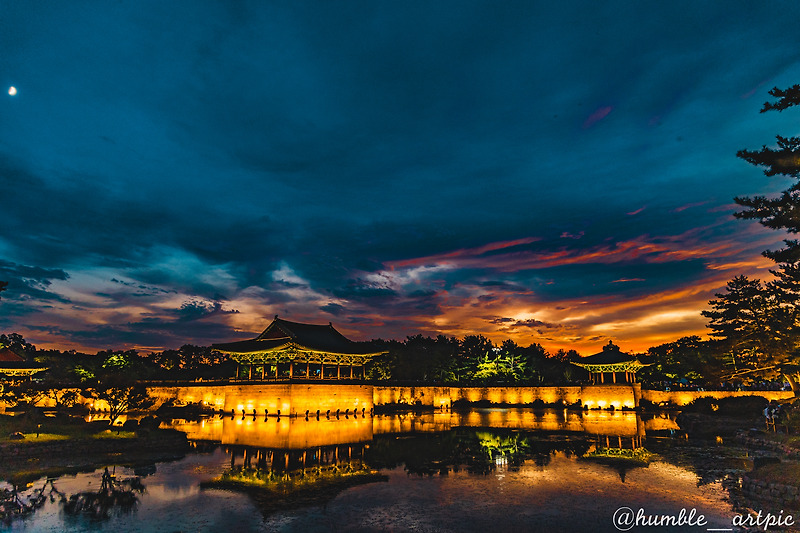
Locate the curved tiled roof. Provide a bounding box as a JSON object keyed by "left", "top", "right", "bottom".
{"left": 579, "top": 342, "right": 636, "bottom": 365}
{"left": 0, "top": 347, "right": 25, "bottom": 363}
{"left": 572, "top": 341, "right": 650, "bottom": 372}
{"left": 212, "top": 317, "right": 383, "bottom": 355}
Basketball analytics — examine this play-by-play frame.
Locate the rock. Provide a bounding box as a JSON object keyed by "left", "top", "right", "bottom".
{"left": 8, "top": 432, "right": 24, "bottom": 440}
{"left": 138, "top": 416, "right": 161, "bottom": 430}
{"left": 753, "top": 456, "right": 781, "bottom": 469}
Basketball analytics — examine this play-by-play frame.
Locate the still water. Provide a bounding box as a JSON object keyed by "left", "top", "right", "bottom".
{"left": 2, "top": 409, "right": 748, "bottom": 532}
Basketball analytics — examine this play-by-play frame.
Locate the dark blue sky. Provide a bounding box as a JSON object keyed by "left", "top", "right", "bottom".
{"left": 1, "top": 1, "right": 799, "bottom": 354}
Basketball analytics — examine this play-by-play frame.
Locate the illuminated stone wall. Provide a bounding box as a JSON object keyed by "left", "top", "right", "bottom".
{"left": 580, "top": 384, "right": 640, "bottom": 410}
{"left": 451, "top": 386, "right": 583, "bottom": 405}
{"left": 641, "top": 389, "right": 794, "bottom": 406}
{"left": 374, "top": 386, "right": 607, "bottom": 407}
{"left": 3, "top": 382, "right": 794, "bottom": 417}
{"left": 374, "top": 384, "right": 796, "bottom": 409}
{"left": 147, "top": 383, "right": 373, "bottom": 417}
{"left": 372, "top": 386, "right": 454, "bottom": 409}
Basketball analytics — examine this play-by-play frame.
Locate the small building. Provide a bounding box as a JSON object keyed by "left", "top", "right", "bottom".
{"left": 571, "top": 341, "right": 650, "bottom": 385}
{"left": 0, "top": 345, "right": 47, "bottom": 379}
{"left": 212, "top": 317, "right": 386, "bottom": 381}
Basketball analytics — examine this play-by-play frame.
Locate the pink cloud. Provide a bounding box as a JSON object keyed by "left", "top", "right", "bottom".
{"left": 582, "top": 106, "right": 613, "bottom": 129}
{"left": 672, "top": 201, "right": 709, "bottom": 213}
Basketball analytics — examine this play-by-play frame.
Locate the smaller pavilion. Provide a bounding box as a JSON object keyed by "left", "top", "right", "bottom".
{"left": 212, "top": 317, "right": 386, "bottom": 381}
{"left": 0, "top": 345, "right": 47, "bottom": 380}
{"left": 571, "top": 341, "right": 650, "bottom": 385}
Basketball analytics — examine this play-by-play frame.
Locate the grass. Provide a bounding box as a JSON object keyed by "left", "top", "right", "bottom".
{"left": 92, "top": 430, "right": 136, "bottom": 440}
{"left": 0, "top": 415, "right": 136, "bottom": 445}
{"left": 750, "top": 462, "right": 800, "bottom": 486}
{"left": 9, "top": 433, "right": 71, "bottom": 443}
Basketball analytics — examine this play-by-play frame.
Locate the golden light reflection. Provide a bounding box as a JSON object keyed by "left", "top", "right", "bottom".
{"left": 166, "top": 414, "right": 373, "bottom": 449}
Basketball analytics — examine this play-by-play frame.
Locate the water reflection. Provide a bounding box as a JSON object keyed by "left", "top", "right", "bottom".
{"left": 166, "top": 411, "right": 373, "bottom": 449}
{"left": 62, "top": 467, "right": 145, "bottom": 521}
{"left": 177, "top": 409, "right": 657, "bottom": 485}
{"left": 166, "top": 408, "right": 671, "bottom": 447}
{"left": 1, "top": 409, "right": 748, "bottom": 532}
{"left": 0, "top": 468, "right": 145, "bottom": 525}
{"left": 201, "top": 442, "right": 386, "bottom": 516}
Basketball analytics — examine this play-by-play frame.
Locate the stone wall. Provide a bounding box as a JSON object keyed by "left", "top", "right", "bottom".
{"left": 740, "top": 474, "right": 800, "bottom": 511}
{"left": 2, "top": 382, "right": 794, "bottom": 417}
{"left": 373, "top": 386, "right": 453, "bottom": 409}
{"left": 641, "top": 389, "right": 794, "bottom": 407}
{"left": 147, "top": 383, "right": 373, "bottom": 417}
{"left": 373, "top": 385, "right": 631, "bottom": 408}
{"left": 580, "top": 384, "right": 640, "bottom": 409}
{"left": 451, "top": 386, "right": 582, "bottom": 406}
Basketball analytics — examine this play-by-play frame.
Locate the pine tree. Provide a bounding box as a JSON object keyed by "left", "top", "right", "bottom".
{"left": 728, "top": 85, "right": 800, "bottom": 392}
{"left": 702, "top": 276, "right": 784, "bottom": 371}
{"left": 735, "top": 84, "right": 800, "bottom": 263}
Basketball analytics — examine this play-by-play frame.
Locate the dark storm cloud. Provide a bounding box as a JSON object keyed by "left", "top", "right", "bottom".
{"left": 27, "top": 299, "right": 243, "bottom": 350}
{"left": 174, "top": 300, "right": 239, "bottom": 322}
{"left": 1, "top": 1, "right": 799, "bottom": 351}
{"left": 320, "top": 303, "right": 346, "bottom": 316}
{"left": 0, "top": 260, "right": 69, "bottom": 302}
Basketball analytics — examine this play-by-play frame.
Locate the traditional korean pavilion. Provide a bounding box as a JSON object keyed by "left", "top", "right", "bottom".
{"left": 0, "top": 345, "right": 47, "bottom": 379}
{"left": 571, "top": 341, "right": 650, "bottom": 384}
{"left": 212, "top": 317, "right": 386, "bottom": 380}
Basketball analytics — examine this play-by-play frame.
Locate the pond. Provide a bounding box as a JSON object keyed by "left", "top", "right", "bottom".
{"left": 0, "top": 409, "right": 762, "bottom": 532}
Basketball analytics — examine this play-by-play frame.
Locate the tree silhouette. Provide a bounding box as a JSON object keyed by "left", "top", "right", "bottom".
{"left": 87, "top": 380, "right": 154, "bottom": 425}
{"left": 716, "top": 86, "right": 800, "bottom": 391}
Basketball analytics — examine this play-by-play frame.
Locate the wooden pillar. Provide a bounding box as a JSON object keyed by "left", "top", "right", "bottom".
{"left": 349, "top": 365, "right": 353, "bottom": 379}
{"left": 289, "top": 362, "right": 293, "bottom": 379}
{"left": 612, "top": 371, "right": 616, "bottom": 384}
{"left": 337, "top": 365, "right": 341, "bottom": 379}
{"left": 306, "top": 362, "right": 310, "bottom": 378}
{"left": 321, "top": 362, "right": 325, "bottom": 379}
{"left": 600, "top": 372, "right": 604, "bottom": 384}
{"left": 235, "top": 365, "right": 240, "bottom": 380}
{"left": 275, "top": 364, "right": 279, "bottom": 379}
{"left": 248, "top": 365, "right": 253, "bottom": 380}
{"left": 261, "top": 365, "right": 265, "bottom": 380}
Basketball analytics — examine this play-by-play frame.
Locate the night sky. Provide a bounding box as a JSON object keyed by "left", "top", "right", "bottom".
{"left": 2, "top": 2, "right": 799, "bottom": 355}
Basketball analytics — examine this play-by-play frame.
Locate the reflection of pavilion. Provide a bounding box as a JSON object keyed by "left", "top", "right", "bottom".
{"left": 223, "top": 441, "right": 369, "bottom": 474}
{"left": 571, "top": 341, "right": 650, "bottom": 384}
{"left": 201, "top": 441, "right": 386, "bottom": 515}
{"left": 581, "top": 416, "right": 652, "bottom": 482}
{"left": 212, "top": 317, "right": 386, "bottom": 381}
{"left": 582, "top": 434, "right": 652, "bottom": 482}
